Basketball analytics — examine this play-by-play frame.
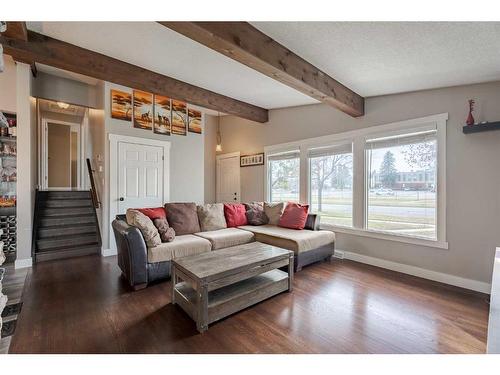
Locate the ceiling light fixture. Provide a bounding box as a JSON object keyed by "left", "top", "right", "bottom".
{"left": 57, "top": 102, "right": 70, "bottom": 109}
{"left": 216, "top": 112, "right": 222, "bottom": 152}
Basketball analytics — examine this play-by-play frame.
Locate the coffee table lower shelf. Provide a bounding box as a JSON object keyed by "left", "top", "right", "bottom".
{"left": 174, "top": 269, "right": 289, "bottom": 331}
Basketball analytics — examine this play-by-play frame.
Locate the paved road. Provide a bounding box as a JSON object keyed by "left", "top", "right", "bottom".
{"left": 312, "top": 203, "right": 435, "bottom": 219}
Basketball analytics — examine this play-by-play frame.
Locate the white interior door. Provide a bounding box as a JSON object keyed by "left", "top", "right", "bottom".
{"left": 216, "top": 152, "right": 241, "bottom": 203}
{"left": 118, "top": 141, "right": 164, "bottom": 213}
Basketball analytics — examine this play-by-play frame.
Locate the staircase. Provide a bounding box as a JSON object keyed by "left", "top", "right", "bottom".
{"left": 33, "top": 190, "right": 102, "bottom": 262}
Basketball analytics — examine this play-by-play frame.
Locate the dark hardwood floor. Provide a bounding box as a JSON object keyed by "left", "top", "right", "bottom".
{"left": 9, "top": 255, "right": 489, "bottom": 354}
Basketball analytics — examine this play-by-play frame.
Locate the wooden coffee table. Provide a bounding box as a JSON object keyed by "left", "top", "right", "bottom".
{"left": 171, "top": 242, "right": 294, "bottom": 333}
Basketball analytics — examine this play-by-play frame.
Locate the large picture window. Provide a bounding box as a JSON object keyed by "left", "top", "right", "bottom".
{"left": 264, "top": 114, "right": 446, "bottom": 247}
{"left": 366, "top": 130, "right": 437, "bottom": 239}
{"left": 309, "top": 144, "right": 353, "bottom": 227}
{"left": 268, "top": 151, "right": 300, "bottom": 203}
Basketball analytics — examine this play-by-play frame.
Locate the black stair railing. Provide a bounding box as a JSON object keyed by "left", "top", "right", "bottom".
{"left": 86, "top": 158, "right": 100, "bottom": 209}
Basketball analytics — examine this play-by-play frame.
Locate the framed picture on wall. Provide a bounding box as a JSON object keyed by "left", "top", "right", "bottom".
{"left": 188, "top": 108, "right": 202, "bottom": 134}
{"left": 111, "top": 90, "right": 132, "bottom": 121}
{"left": 240, "top": 153, "right": 264, "bottom": 167}
{"left": 133, "top": 90, "right": 153, "bottom": 130}
{"left": 153, "top": 95, "right": 171, "bottom": 135}
{"left": 171, "top": 99, "right": 187, "bottom": 136}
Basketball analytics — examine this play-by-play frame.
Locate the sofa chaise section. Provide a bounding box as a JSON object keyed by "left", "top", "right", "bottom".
{"left": 238, "top": 224, "right": 335, "bottom": 271}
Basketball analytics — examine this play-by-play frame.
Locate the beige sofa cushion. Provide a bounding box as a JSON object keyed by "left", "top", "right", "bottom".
{"left": 197, "top": 203, "right": 227, "bottom": 232}
{"left": 147, "top": 234, "right": 212, "bottom": 263}
{"left": 238, "top": 225, "right": 335, "bottom": 254}
{"left": 264, "top": 202, "right": 284, "bottom": 225}
{"left": 194, "top": 228, "right": 255, "bottom": 250}
{"left": 126, "top": 209, "right": 161, "bottom": 247}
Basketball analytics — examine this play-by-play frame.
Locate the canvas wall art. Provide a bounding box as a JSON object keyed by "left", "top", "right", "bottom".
{"left": 188, "top": 108, "right": 202, "bottom": 134}
{"left": 133, "top": 90, "right": 153, "bottom": 130}
{"left": 171, "top": 99, "right": 187, "bottom": 136}
{"left": 154, "top": 95, "right": 171, "bottom": 135}
{"left": 111, "top": 90, "right": 132, "bottom": 121}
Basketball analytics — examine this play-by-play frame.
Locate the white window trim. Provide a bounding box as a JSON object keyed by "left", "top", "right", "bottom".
{"left": 263, "top": 113, "right": 448, "bottom": 249}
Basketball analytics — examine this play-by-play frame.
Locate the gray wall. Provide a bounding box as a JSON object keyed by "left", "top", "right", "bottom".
{"left": 91, "top": 82, "right": 208, "bottom": 250}
{"left": 219, "top": 81, "right": 500, "bottom": 284}
{"left": 32, "top": 72, "right": 98, "bottom": 108}
{"left": 204, "top": 115, "right": 217, "bottom": 203}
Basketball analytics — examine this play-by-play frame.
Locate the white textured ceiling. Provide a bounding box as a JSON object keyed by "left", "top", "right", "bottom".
{"left": 26, "top": 22, "right": 500, "bottom": 109}
{"left": 26, "top": 22, "right": 317, "bottom": 110}
{"left": 252, "top": 22, "right": 500, "bottom": 97}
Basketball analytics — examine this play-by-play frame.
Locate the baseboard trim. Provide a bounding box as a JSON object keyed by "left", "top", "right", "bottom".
{"left": 14, "top": 257, "right": 32, "bottom": 269}
{"left": 101, "top": 248, "right": 117, "bottom": 257}
{"left": 335, "top": 249, "right": 491, "bottom": 294}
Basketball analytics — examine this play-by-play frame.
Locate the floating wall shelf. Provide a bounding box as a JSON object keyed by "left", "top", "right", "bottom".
{"left": 463, "top": 121, "right": 500, "bottom": 134}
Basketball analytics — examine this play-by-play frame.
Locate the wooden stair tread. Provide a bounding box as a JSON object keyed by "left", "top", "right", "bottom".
{"left": 34, "top": 190, "right": 102, "bottom": 262}
{"left": 35, "top": 245, "right": 100, "bottom": 262}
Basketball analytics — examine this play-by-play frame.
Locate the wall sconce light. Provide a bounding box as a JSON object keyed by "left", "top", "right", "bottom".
{"left": 216, "top": 112, "right": 222, "bottom": 152}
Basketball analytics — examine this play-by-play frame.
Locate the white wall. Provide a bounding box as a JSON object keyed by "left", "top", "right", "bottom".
{"left": 0, "top": 55, "right": 17, "bottom": 113}
{"left": 219, "top": 81, "right": 500, "bottom": 287}
{"left": 15, "top": 63, "right": 37, "bottom": 268}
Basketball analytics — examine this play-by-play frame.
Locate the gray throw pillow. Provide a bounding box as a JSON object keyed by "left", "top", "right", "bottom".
{"left": 244, "top": 202, "right": 269, "bottom": 226}
{"left": 153, "top": 217, "right": 176, "bottom": 242}
{"left": 197, "top": 203, "right": 227, "bottom": 232}
{"left": 165, "top": 202, "right": 201, "bottom": 235}
{"left": 264, "top": 202, "right": 284, "bottom": 225}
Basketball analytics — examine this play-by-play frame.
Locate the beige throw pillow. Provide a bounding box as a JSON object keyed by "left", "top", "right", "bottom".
{"left": 197, "top": 203, "right": 227, "bottom": 232}
{"left": 126, "top": 209, "right": 161, "bottom": 247}
{"left": 264, "top": 202, "right": 284, "bottom": 225}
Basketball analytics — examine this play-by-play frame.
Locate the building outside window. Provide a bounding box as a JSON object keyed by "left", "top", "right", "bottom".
{"left": 365, "top": 130, "right": 437, "bottom": 239}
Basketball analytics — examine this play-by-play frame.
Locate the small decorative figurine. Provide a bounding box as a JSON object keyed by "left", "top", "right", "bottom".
{"left": 466, "top": 99, "right": 475, "bottom": 126}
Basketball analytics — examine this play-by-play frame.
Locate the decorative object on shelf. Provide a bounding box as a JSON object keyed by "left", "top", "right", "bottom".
{"left": 466, "top": 99, "right": 475, "bottom": 126}
{"left": 133, "top": 90, "right": 153, "bottom": 130}
{"left": 153, "top": 95, "right": 171, "bottom": 135}
{"left": 188, "top": 108, "right": 202, "bottom": 134}
{"left": 0, "top": 230, "right": 5, "bottom": 334}
{"left": 240, "top": 153, "right": 264, "bottom": 167}
{"left": 171, "top": 100, "right": 187, "bottom": 136}
{"left": 216, "top": 112, "right": 222, "bottom": 152}
{"left": 111, "top": 90, "right": 132, "bottom": 121}
{"left": 0, "top": 230, "right": 4, "bottom": 266}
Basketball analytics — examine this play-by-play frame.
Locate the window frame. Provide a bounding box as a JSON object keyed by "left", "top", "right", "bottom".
{"left": 264, "top": 113, "right": 448, "bottom": 249}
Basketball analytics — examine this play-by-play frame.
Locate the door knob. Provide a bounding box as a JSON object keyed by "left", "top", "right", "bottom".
{"left": 119, "top": 197, "right": 125, "bottom": 201}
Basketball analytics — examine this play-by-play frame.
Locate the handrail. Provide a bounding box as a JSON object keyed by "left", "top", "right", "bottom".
{"left": 86, "top": 158, "right": 100, "bottom": 209}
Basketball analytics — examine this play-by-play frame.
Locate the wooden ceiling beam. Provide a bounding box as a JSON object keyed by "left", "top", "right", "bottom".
{"left": 1, "top": 22, "right": 28, "bottom": 41}
{"left": 161, "top": 22, "right": 365, "bottom": 117}
{"left": 0, "top": 29, "right": 268, "bottom": 123}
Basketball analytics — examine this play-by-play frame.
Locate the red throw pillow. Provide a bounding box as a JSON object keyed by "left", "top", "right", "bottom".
{"left": 137, "top": 207, "right": 167, "bottom": 220}
{"left": 224, "top": 203, "right": 248, "bottom": 227}
{"left": 278, "top": 202, "right": 309, "bottom": 230}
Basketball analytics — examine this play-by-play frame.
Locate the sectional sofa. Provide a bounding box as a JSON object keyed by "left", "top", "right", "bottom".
{"left": 112, "top": 203, "right": 335, "bottom": 290}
